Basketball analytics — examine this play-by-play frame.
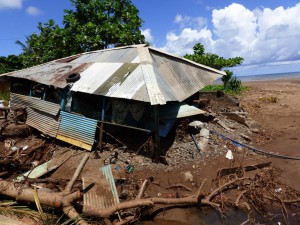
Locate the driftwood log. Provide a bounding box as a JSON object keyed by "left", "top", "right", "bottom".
{"left": 0, "top": 156, "right": 299, "bottom": 225}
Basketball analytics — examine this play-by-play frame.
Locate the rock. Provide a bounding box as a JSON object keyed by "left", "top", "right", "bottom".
{"left": 221, "top": 112, "right": 247, "bottom": 125}
{"left": 245, "top": 119, "right": 260, "bottom": 133}
{"left": 216, "top": 120, "right": 232, "bottom": 131}
{"left": 241, "top": 133, "right": 252, "bottom": 141}
{"left": 188, "top": 121, "right": 206, "bottom": 131}
{"left": 198, "top": 128, "right": 210, "bottom": 152}
{"left": 183, "top": 171, "right": 194, "bottom": 182}
{"left": 236, "top": 146, "right": 243, "bottom": 154}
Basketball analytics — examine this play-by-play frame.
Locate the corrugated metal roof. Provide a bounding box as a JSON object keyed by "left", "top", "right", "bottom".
{"left": 82, "top": 165, "right": 119, "bottom": 212}
{"left": 4, "top": 44, "right": 224, "bottom": 105}
{"left": 3, "top": 62, "right": 92, "bottom": 88}
{"left": 57, "top": 111, "right": 98, "bottom": 150}
{"left": 10, "top": 93, "right": 60, "bottom": 137}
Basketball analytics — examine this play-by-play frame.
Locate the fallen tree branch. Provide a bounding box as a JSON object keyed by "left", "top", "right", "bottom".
{"left": 136, "top": 179, "right": 150, "bottom": 199}
{"left": 263, "top": 195, "right": 300, "bottom": 203}
{"left": 64, "top": 154, "right": 89, "bottom": 194}
{"left": 166, "top": 183, "right": 192, "bottom": 192}
{"left": 235, "top": 190, "right": 248, "bottom": 207}
{"left": 217, "top": 162, "right": 271, "bottom": 177}
{"left": 196, "top": 178, "right": 207, "bottom": 199}
{"left": 115, "top": 216, "right": 135, "bottom": 225}
{"left": 205, "top": 177, "right": 247, "bottom": 202}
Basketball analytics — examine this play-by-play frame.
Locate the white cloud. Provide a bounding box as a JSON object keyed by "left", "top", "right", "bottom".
{"left": 26, "top": 6, "right": 42, "bottom": 16}
{"left": 161, "top": 3, "right": 300, "bottom": 66}
{"left": 0, "top": 0, "right": 22, "bottom": 9}
{"left": 162, "top": 28, "right": 214, "bottom": 55}
{"left": 174, "top": 14, "right": 207, "bottom": 29}
{"left": 141, "top": 28, "right": 154, "bottom": 43}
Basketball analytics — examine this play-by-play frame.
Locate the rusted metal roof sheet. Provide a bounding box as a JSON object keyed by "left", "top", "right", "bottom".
{"left": 10, "top": 93, "right": 60, "bottom": 116}
{"left": 3, "top": 62, "right": 91, "bottom": 88}
{"left": 82, "top": 165, "right": 119, "bottom": 212}
{"left": 10, "top": 93, "right": 60, "bottom": 137}
{"left": 4, "top": 44, "right": 224, "bottom": 105}
{"left": 56, "top": 111, "right": 98, "bottom": 150}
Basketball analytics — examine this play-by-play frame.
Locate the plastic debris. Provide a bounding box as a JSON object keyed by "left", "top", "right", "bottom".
{"left": 11, "top": 146, "right": 18, "bottom": 151}
{"left": 225, "top": 150, "right": 234, "bottom": 160}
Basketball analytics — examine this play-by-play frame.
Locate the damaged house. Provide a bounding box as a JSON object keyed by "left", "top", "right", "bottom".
{"left": 1, "top": 44, "right": 224, "bottom": 156}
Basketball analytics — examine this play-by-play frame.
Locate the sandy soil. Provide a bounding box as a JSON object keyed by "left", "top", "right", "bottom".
{"left": 240, "top": 78, "right": 300, "bottom": 189}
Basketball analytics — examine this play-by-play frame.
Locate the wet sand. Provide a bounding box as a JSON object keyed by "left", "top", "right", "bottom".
{"left": 241, "top": 77, "right": 300, "bottom": 189}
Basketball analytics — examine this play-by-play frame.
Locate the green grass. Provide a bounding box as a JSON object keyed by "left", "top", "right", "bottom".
{"left": 201, "top": 84, "right": 249, "bottom": 95}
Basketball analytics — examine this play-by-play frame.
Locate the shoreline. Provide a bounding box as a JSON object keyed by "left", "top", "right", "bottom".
{"left": 242, "top": 76, "right": 300, "bottom": 84}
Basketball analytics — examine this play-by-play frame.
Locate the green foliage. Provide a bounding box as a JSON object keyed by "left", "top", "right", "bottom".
{"left": 0, "top": 55, "right": 23, "bottom": 74}
{"left": 64, "top": 0, "right": 145, "bottom": 51}
{"left": 226, "top": 76, "right": 242, "bottom": 91}
{"left": 184, "top": 43, "right": 243, "bottom": 70}
{"left": 184, "top": 43, "right": 244, "bottom": 93}
{"left": 201, "top": 85, "right": 224, "bottom": 92}
{"left": 201, "top": 84, "right": 248, "bottom": 95}
{"left": 16, "top": 0, "right": 146, "bottom": 67}
{"left": 16, "top": 20, "right": 70, "bottom": 67}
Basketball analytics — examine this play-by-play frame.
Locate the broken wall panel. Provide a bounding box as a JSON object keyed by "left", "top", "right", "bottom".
{"left": 57, "top": 111, "right": 98, "bottom": 150}
{"left": 10, "top": 93, "right": 60, "bottom": 137}
{"left": 26, "top": 108, "right": 60, "bottom": 137}
{"left": 82, "top": 165, "right": 120, "bottom": 212}
{"left": 10, "top": 93, "right": 60, "bottom": 116}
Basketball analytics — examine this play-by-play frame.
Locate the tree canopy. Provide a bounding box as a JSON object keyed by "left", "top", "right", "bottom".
{"left": 14, "top": 0, "right": 145, "bottom": 68}
{"left": 185, "top": 43, "right": 244, "bottom": 92}
{"left": 184, "top": 43, "right": 243, "bottom": 70}
{"left": 0, "top": 55, "right": 23, "bottom": 74}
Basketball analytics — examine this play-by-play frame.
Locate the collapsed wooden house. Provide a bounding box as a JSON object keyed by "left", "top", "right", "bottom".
{"left": 1, "top": 44, "right": 224, "bottom": 156}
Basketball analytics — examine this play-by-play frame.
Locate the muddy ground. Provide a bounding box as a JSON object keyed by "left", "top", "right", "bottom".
{"left": 0, "top": 77, "right": 300, "bottom": 225}
{"left": 241, "top": 78, "right": 300, "bottom": 190}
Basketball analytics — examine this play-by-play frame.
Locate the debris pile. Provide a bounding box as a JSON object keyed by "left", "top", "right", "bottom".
{"left": 0, "top": 91, "right": 299, "bottom": 225}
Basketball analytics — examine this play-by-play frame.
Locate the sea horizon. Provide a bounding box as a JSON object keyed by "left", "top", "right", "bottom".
{"left": 214, "top": 71, "right": 300, "bottom": 84}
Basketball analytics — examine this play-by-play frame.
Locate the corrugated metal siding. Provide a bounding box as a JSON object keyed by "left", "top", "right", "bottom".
{"left": 83, "top": 165, "right": 119, "bottom": 212}
{"left": 57, "top": 111, "right": 98, "bottom": 147}
{"left": 26, "top": 108, "right": 60, "bottom": 137}
{"left": 10, "top": 93, "right": 60, "bottom": 137}
{"left": 10, "top": 93, "right": 60, "bottom": 116}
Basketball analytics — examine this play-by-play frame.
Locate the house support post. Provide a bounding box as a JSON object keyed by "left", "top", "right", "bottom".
{"left": 60, "top": 88, "right": 68, "bottom": 111}
{"left": 29, "top": 82, "right": 33, "bottom": 96}
{"left": 153, "top": 105, "right": 161, "bottom": 161}
{"left": 42, "top": 86, "right": 48, "bottom": 100}
{"left": 99, "top": 97, "right": 106, "bottom": 152}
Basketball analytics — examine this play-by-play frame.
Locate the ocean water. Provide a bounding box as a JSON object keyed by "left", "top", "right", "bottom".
{"left": 214, "top": 71, "right": 300, "bottom": 84}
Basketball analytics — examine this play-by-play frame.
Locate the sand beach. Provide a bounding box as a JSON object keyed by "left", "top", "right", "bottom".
{"left": 241, "top": 77, "right": 300, "bottom": 189}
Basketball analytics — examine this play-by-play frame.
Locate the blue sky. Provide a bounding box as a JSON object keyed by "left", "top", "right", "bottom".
{"left": 1, "top": 0, "right": 300, "bottom": 76}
